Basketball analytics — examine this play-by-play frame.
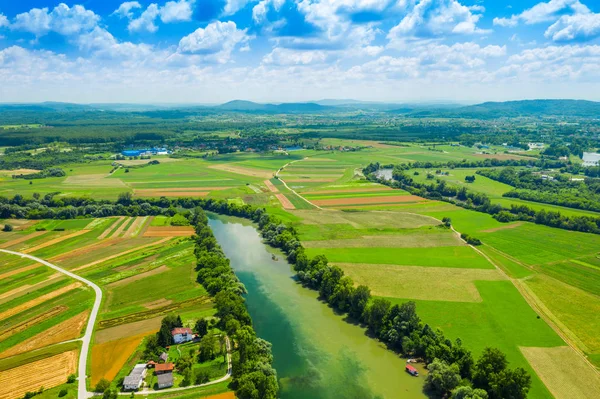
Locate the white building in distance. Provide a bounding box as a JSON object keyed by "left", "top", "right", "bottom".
{"left": 582, "top": 152, "right": 600, "bottom": 167}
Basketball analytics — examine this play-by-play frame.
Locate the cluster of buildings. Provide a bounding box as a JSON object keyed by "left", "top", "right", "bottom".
{"left": 121, "top": 148, "right": 170, "bottom": 157}
{"left": 123, "top": 327, "right": 195, "bottom": 392}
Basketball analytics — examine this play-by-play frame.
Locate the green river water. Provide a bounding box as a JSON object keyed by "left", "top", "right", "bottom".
{"left": 209, "top": 216, "right": 426, "bottom": 399}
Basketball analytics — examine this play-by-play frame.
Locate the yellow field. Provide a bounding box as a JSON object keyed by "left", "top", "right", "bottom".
{"left": 520, "top": 346, "right": 600, "bottom": 399}
{"left": 91, "top": 333, "right": 148, "bottom": 385}
{"left": 0, "top": 350, "right": 78, "bottom": 399}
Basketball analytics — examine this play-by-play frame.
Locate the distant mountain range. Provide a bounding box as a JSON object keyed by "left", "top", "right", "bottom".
{"left": 0, "top": 99, "right": 599, "bottom": 118}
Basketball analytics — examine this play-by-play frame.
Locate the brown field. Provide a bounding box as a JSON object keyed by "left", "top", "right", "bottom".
{"left": 72, "top": 237, "right": 170, "bottom": 271}
{"left": 91, "top": 333, "right": 148, "bottom": 386}
{"left": 0, "top": 220, "right": 38, "bottom": 231}
{"left": 520, "top": 346, "right": 600, "bottom": 399}
{"left": 50, "top": 239, "right": 123, "bottom": 263}
{"left": 480, "top": 221, "right": 525, "bottom": 233}
{"left": 304, "top": 187, "right": 392, "bottom": 195}
{"left": 0, "top": 274, "right": 63, "bottom": 304}
{"left": 473, "top": 153, "right": 535, "bottom": 160}
{"left": 284, "top": 178, "right": 337, "bottom": 183}
{"left": 208, "top": 164, "right": 273, "bottom": 179}
{"left": 143, "top": 226, "right": 195, "bottom": 237}
{"left": 312, "top": 195, "right": 425, "bottom": 206}
{"left": 302, "top": 233, "right": 464, "bottom": 248}
{"left": 95, "top": 317, "right": 163, "bottom": 344}
{"left": 124, "top": 216, "right": 148, "bottom": 238}
{"left": 275, "top": 194, "right": 296, "bottom": 210}
{"left": 205, "top": 393, "right": 236, "bottom": 399}
{"left": 0, "top": 350, "right": 78, "bottom": 399}
{"left": 109, "top": 217, "right": 130, "bottom": 239}
{"left": 0, "top": 282, "right": 81, "bottom": 322}
{"left": 0, "top": 231, "right": 47, "bottom": 249}
{"left": 63, "top": 174, "right": 126, "bottom": 187}
{"left": 264, "top": 180, "right": 279, "bottom": 193}
{"left": 22, "top": 230, "right": 91, "bottom": 254}
{"left": 97, "top": 217, "right": 125, "bottom": 239}
{"left": 0, "top": 306, "right": 67, "bottom": 342}
{"left": 135, "top": 190, "right": 210, "bottom": 197}
{"left": 144, "top": 298, "right": 173, "bottom": 309}
{"left": 336, "top": 263, "right": 506, "bottom": 302}
{"left": 107, "top": 265, "right": 169, "bottom": 288}
{"left": 0, "top": 311, "right": 88, "bottom": 359}
{"left": 0, "top": 263, "right": 40, "bottom": 280}
{"left": 0, "top": 168, "right": 41, "bottom": 176}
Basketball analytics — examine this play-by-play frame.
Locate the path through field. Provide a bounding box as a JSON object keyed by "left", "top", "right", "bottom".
{"left": 0, "top": 249, "right": 102, "bottom": 399}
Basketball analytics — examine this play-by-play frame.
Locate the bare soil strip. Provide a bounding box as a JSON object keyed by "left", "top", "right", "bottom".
{"left": 106, "top": 265, "right": 169, "bottom": 288}
{"left": 0, "top": 350, "right": 78, "bottom": 399}
{"left": 124, "top": 216, "right": 147, "bottom": 238}
{"left": 49, "top": 239, "right": 123, "bottom": 263}
{"left": 312, "top": 195, "right": 425, "bottom": 206}
{"left": 22, "top": 230, "right": 91, "bottom": 254}
{"left": 480, "top": 221, "right": 524, "bottom": 233}
{"left": 0, "top": 311, "right": 88, "bottom": 359}
{"left": 143, "top": 226, "right": 195, "bottom": 237}
{"left": 134, "top": 190, "right": 210, "bottom": 197}
{"left": 275, "top": 194, "right": 296, "bottom": 210}
{"left": 304, "top": 187, "right": 393, "bottom": 195}
{"left": 0, "top": 306, "right": 67, "bottom": 342}
{"left": 63, "top": 174, "right": 126, "bottom": 187}
{"left": 143, "top": 298, "right": 173, "bottom": 309}
{"left": 72, "top": 237, "right": 171, "bottom": 271}
{"left": 109, "top": 217, "right": 129, "bottom": 239}
{"left": 97, "top": 217, "right": 125, "bottom": 239}
{"left": 0, "top": 274, "right": 63, "bottom": 304}
{"left": 0, "top": 168, "right": 40, "bottom": 175}
{"left": 208, "top": 164, "right": 274, "bottom": 179}
{"left": 0, "top": 282, "right": 81, "bottom": 322}
{"left": 0, "top": 263, "right": 40, "bottom": 280}
{"left": 0, "top": 231, "right": 47, "bottom": 249}
{"left": 520, "top": 346, "right": 600, "bottom": 399}
{"left": 264, "top": 180, "right": 279, "bottom": 193}
{"left": 284, "top": 178, "right": 337, "bottom": 183}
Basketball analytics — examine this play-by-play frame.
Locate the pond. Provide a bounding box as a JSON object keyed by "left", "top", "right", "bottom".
{"left": 209, "top": 216, "right": 425, "bottom": 399}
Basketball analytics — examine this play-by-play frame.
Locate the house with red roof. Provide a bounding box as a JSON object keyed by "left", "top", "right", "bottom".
{"left": 171, "top": 327, "right": 193, "bottom": 344}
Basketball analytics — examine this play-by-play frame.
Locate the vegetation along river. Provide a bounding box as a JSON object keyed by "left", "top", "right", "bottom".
{"left": 209, "top": 215, "right": 426, "bottom": 399}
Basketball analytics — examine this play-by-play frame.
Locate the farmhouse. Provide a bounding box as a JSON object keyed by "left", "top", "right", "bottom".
{"left": 157, "top": 372, "right": 174, "bottom": 389}
{"left": 172, "top": 327, "right": 193, "bottom": 344}
{"left": 123, "top": 364, "right": 147, "bottom": 391}
{"left": 155, "top": 363, "right": 174, "bottom": 374}
{"left": 582, "top": 152, "right": 600, "bottom": 167}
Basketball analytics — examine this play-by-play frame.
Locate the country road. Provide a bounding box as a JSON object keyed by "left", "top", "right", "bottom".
{"left": 0, "top": 249, "right": 103, "bottom": 399}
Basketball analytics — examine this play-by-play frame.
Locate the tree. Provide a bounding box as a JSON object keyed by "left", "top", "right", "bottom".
{"left": 67, "top": 374, "right": 76, "bottom": 383}
{"left": 363, "top": 298, "right": 391, "bottom": 336}
{"left": 195, "top": 369, "right": 210, "bottom": 384}
{"left": 349, "top": 285, "right": 370, "bottom": 320}
{"left": 488, "top": 368, "right": 531, "bottom": 399}
{"left": 473, "top": 348, "right": 508, "bottom": 392}
{"left": 94, "top": 379, "right": 110, "bottom": 393}
{"left": 465, "top": 175, "right": 476, "bottom": 183}
{"left": 102, "top": 389, "right": 117, "bottom": 399}
{"left": 198, "top": 333, "right": 218, "bottom": 362}
{"left": 425, "top": 359, "right": 462, "bottom": 396}
{"left": 58, "top": 389, "right": 68, "bottom": 398}
{"left": 451, "top": 386, "right": 489, "bottom": 399}
{"left": 195, "top": 318, "right": 209, "bottom": 338}
{"left": 2, "top": 223, "right": 13, "bottom": 232}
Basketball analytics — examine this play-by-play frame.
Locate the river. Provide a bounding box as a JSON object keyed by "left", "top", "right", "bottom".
{"left": 209, "top": 215, "right": 426, "bottom": 399}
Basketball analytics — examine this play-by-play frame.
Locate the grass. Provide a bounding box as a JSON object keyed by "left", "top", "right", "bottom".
{"left": 305, "top": 246, "right": 495, "bottom": 269}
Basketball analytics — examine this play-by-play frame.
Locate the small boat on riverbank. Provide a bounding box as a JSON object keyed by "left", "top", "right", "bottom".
{"left": 406, "top": 364, "right": 419, "bottom": 376}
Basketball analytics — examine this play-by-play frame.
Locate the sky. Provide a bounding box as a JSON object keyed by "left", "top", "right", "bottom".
{"left": 1, "top": 0, "right": 600, "bottom": 104}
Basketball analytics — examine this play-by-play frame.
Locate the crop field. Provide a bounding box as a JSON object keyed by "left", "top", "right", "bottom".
{"left": 91, "top": 332, "right": 149, "bottom": 386}
{"left": 0, "top": 350, "right": 78, "bottom": 399}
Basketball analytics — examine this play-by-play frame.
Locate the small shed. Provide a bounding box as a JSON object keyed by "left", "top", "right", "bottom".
{"left": 159, "top": 352, "right": 168, "bottom": 362}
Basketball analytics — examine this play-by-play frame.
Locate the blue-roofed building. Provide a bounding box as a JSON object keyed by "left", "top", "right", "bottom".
{"left": 122, "top": 150, "right": 143, "bottom": 157}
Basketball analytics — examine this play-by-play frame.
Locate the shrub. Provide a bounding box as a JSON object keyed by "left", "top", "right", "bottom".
{"left": 67, "top": 374, "right": 76, "bottom": 383}
{"left": 2, "top": 223, "right": 13, "bottom": 232}
{"left": 58, "top": 389, "right": 68, "bottom": 397}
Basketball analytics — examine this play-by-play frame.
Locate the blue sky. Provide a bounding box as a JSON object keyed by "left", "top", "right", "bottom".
{"left": 1, "top": 0, "right": 600, "bottom": 103}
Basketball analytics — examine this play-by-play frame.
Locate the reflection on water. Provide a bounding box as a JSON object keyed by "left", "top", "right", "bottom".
{"left": 209, "top": 216, "right": 425, "bottom": 399}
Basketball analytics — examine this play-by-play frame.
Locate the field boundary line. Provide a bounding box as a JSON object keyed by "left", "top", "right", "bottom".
{"left": 275, "top": 158, "right": 323, "bottom": 210}
{"left": 0, "top": 249, "right": 103, "bottom": 399}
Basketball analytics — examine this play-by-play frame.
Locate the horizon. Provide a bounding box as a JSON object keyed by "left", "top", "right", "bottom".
{"left": 1, "top": 1, "right": 600, "bottom": 103}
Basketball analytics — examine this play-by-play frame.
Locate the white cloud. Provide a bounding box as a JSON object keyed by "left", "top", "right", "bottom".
{"left": 545, "top": 12, "right": 600, "bottom": 42}
{"left": 12, "top": 4, "right": 100, "bottom": 37}
{"left": 252, "top": 0, "right": 285, "bottom": 23}
{"left": 0, "top": 14, "right": 9, "bottom": 28}
{"left": 128, "top": 4, "right": 160, "bottom": 33}
{"left": 263, "top": 48, "right": 329, "bottom": 65}
{"left": 178, "top": 21, "right": 252, "bottom": 63}
{"left": 77, "top": 27, "right": 154, "bottom": 61}
{"left": 113, "top": 2, "right": 142, "bottom": 19}
{"left": 224, "top": 0, "right": 252, "bottom": 16}
{"left": 493, "top": 0, "right": 589, "bottom": 27}
{"left": 387, "top": 0, "right": 489, "bottom": 46}
{"left": 160, "top": 0, "right": 195, "bottom": 23}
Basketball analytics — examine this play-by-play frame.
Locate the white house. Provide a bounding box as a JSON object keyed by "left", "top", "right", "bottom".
{"left": 171, "top": 327, "right": 194, "bottom": 344}
{"left": 582, "top": 152, "right": 600, "bottom": 167}
{"left": 123, "top": 364, "right": 147, "bottom": 390}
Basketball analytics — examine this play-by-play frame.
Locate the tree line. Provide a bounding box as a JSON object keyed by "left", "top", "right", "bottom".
{"left": 364, "top": 163, "right": 600, "bottom": 235}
